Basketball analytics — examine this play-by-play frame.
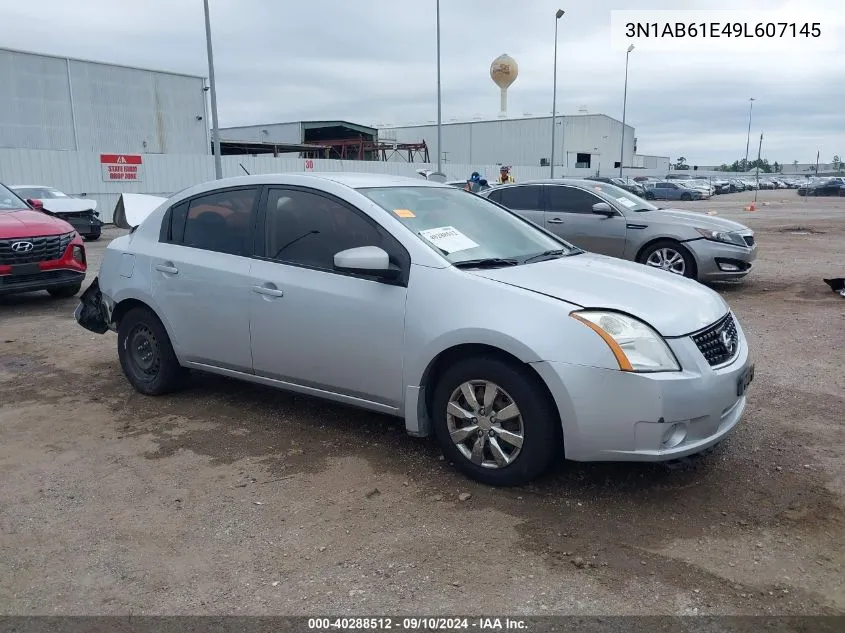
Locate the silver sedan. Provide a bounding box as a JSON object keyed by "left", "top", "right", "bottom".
{"left": 76, "top": 174, "right": 754, "bottom": 486}
{"left": 483, "top": 179, "right": 756, "bottom": 281}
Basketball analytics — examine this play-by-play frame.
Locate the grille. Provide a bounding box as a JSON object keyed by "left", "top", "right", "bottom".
{"left": 691, "top": 313, "right": 740, "bottom": 367}
{"left": 743, "top": 235, "right": 755, "bottom": 247}
{"left": 0, "top": 269, "right": 78, "bottom": 286}
{"left": 0, "top": 232, "right": 74, "bottom": 265}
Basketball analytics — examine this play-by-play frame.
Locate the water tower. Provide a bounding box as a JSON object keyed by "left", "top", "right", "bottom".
{"left": 490, "top": 54, "right": 518, "bottom": 117}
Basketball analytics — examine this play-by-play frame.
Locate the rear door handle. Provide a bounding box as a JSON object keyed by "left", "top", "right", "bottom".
{"left": 252, "top": 285, "right": 285, "bottom": 298}
{"left": 155, "top": 263, "right": 179, "bottom": 275}
{"left": 547, "top": 218, "right": 565, "bottom": 224}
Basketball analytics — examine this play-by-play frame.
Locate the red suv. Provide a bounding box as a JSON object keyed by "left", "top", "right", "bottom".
{"left": 0, "top": 182, "right": 87, "bottom": 298}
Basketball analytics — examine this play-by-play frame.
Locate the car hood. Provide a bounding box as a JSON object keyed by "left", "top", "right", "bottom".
{"left": 469, "top": 253, "right": 729, "bottom": 337}
{"left": 36, "top": 198, "right": 97, "bottom": 213}
{"left": 644, "top": 208, "right": 751, "bottom": 232}
{"left": 0, "top": 209, "right": 74, "bottom": 238}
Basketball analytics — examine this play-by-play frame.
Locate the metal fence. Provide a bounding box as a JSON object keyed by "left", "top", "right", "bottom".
{"left": 1, "top": 148, "right": 676, "bottom": 223}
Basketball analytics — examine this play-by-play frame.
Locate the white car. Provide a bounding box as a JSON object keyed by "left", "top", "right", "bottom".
{"left": 10, "top": 185, "right": 103, "bottom": 240}
{"left": 75, "top": 174, "right": 754, "bottom": 486}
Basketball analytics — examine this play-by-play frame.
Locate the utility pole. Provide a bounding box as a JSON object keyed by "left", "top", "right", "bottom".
{"left": 754, "top": 132, "right": 763, "bottom": 205}
{"left": 203, "top": 0, "right": 223, "bottom": 179}
{"left": 619, "top": 44, "right": 634, "bottom": 178}
{"left": 435, "top": 0, "right": 442, "bottom": 176}
{"left": 744, "top": 97, "right": 755, "bottom": 170}
{"left": 550, "top": 10, "right": 564, "bottom": 178}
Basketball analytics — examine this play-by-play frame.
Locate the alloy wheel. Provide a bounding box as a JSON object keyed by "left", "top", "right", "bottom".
{"left": 446, "top": 380, "right": 524, "bottom": 469}
{"left": 646, "top": 247, "right": 686, "bottom": 275}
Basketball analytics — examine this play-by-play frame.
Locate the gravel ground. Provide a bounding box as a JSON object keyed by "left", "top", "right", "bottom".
{"left": 0, "top": 189, "right": 843, "bottom": 616}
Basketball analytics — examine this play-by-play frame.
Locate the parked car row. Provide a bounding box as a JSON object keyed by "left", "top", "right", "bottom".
{"left": 71, "top": 173, "right": 754, "bottom": 487}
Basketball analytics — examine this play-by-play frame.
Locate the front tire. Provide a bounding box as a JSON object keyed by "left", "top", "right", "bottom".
{"left": 117, "top": 306, "right": 186, "bottom": 395}
{"left": 47, "top": 283, "right": 82, "bottom": 299}
{"left": 638, "top": 240, "right": 697, "bottom": 279}
{"left": 431, "top": 356, "right": 560, "bottom": 486}
{"left": 680, "top": 192, "right": 692, "bottom": 201}
{"left": 644, "top": 191, "right": 656, "bottom": 200}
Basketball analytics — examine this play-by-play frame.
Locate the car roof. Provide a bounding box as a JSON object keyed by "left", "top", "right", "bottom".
{"left": 496, "top": 178, "right": 624, "bottom": 188}
{"left": 9, "top": 184, "right": 56, "bottom": 189}
{"left": 204, "top": 172, "right": 450, "bottom": 190}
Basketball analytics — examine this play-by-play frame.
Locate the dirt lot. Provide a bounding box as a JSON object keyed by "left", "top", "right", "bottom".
{"left": 1, "top": 189, "right": 843, "bottom": 616}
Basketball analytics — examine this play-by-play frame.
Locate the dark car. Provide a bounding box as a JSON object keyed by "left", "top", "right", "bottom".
{"left": 797, "top": 177, "right": 845, "bottom": 196}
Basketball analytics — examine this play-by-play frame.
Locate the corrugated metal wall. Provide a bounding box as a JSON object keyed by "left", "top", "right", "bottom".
{"left": 0, "top": 148, "right": 671, "bottom": 224}
{"left": 219, "top": 123, "right": 303, "bottom": 144}
{"left": 0, "top": 48, "right": 208, "bottom": 155}
{"left": 379, "top": 115, "right": 645, "bottom": 171}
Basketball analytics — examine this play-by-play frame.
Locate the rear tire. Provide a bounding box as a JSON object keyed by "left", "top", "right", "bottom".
{"left": 431, "top": 356, "right": 560, "bottom": 486}
{"left": 117, "top": 306, "right": 186, "bottom": 395}
{"left": 644, "top": 191, "right": 656, "bottom": 200}
{"left": 47, "top": 283, "right": 82, "bottom": 299}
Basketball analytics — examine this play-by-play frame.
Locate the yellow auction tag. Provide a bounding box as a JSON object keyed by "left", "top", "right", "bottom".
{"left": 394, "top": 209, "right": 416, "bottom": 218}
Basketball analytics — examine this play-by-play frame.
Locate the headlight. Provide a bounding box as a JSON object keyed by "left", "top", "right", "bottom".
{"left": 695, "top": 228, "right": 747, "bottom": 247}
{"left": 570, "top": 310, "right": 680, "bottom": 373}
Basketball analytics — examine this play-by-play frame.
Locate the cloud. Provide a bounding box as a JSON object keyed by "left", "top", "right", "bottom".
{"left": 0, "top": 0, "right": 842, "bottom": 164}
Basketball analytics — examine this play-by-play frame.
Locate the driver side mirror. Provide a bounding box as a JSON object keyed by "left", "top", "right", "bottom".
{"left": 591, "top": 202, "right": 616, "bottom": 217}
{"left": 27, "top": 198, "right": 44, "bottom": 210}
{"left": 334, "top": 246, "right": 400, "bottom": 281}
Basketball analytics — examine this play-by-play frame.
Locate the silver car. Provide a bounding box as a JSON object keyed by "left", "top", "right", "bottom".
{"left": 75, "top": 174, "right": 754, "bottom": 486}
{"left": 483, "top": 179, "right": 756, "bottom": 281}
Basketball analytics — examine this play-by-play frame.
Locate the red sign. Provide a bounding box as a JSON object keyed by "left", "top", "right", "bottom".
{"left": 304, "top": 159, "right": 314, "bottom": 171}
{"left": 100, "top": 154, "right": 144, "bottom": 182}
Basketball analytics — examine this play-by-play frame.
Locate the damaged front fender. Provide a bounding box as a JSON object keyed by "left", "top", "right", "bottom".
{"left": 74, "top": 277, "right": 112, "bottom": 334}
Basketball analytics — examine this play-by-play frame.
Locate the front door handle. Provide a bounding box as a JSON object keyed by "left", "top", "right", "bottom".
{"left": 252, "top": 285, "right": 285, "bottom": 298}
{"left": 155, "top": 263, "right": 179, "bottom": 275}
{"left": 547, "top": 217, "right": 565, "bottom": 224}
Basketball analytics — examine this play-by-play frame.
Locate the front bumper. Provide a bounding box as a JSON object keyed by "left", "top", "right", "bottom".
{"left": 0, "top": 269, "right": 85, "bottom": 296}
{"left": 62, "top": 214, "right": 103, "bottom": 238}
{"left": 533, "top": 324, "right": 752, "bottom": 462}
{"left": 686, "top": 238, "right": 757, "bottom": 281}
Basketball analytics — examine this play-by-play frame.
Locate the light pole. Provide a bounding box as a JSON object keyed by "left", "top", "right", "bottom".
{"left": 549, "top": 9, "right": 565, "bottom": 178}
{"left": 203, "top": 0, "right": 222, "bottom": 179}
{"left": 618, "top": 44, "right": 634, "bottom": 178}
{"left": 744, "top": 97, "right": 755, "bottom": 170}
{"left": 436, "top": 0, "right": 443, "bottom": 176}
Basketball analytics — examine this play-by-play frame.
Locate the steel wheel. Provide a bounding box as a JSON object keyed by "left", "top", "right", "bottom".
{"left": 446, "top": 380, "right": 524, "bottom": 469}
{"left": 646, "top": 247, "right": 687, "bottom": 275}
{"left": 128, "top": 324, "right": 161, "bottom": 379}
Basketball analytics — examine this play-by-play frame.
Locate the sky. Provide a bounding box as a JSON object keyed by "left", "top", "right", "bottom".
{"left": 1, "top": 0, "right": 842, "bottom": 165}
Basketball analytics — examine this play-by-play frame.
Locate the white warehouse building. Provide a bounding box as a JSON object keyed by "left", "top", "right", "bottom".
{"left": 378, "top": 114, "right": 668, "bottom": 174}
{"left": 0, "top": 47, "right": 210, "bottom": 154}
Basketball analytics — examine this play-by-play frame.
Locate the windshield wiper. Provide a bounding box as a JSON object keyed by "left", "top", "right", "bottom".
{"left": 522, "top": 249, "right": 570, "bottom": 263}
{"left": 453, "top": 257, "right": 520, "bottom": 269}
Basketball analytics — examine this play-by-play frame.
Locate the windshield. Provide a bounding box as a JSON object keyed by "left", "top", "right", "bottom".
{"left": 358, "top": 186, "right": 577, "bottom": 265}
{"left": 13, "top": 187, "right": 68, "bottom": 199}
{"left": 0, "top": 184, "right": 29, "bottom": 212}
{"left": 582, "top": 181, "right": 658, "bottom": 213}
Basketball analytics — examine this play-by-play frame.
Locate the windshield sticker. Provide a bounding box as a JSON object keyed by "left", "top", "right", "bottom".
{"left": 419, "top": 226, "right": 479, "bottom": 253}
{"left": 393, "top": 208, "right": 416, "bottom": 218}
{"left": 616, "top": 197, "right": 637, "bottom": 208}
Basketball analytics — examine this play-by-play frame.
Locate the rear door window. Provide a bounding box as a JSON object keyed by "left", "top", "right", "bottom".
{"left": 496, "top": 185, "right": 543, "bottom": 210}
